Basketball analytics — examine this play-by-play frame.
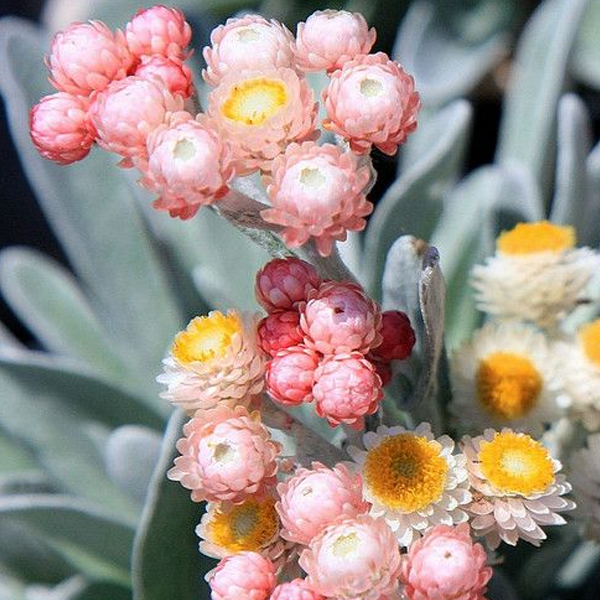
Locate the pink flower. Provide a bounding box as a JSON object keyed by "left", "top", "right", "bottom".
{"left": 323, "top": 52, "right": 420, "bottom": 155}
{"left": 294, "top": 10, "right": 376, "bottom": 73}
{"left": 47, "top": 21, "right": 134, "bottom": 97}
{"left": 266, "top": 346, "right": 319, "bottom": 406}
{"left": 209, "top": 552, "right": 276, "bottom": 600}
{"left": 313, "top": 353, "right": 382, "bottom": 428}
{"left": 256, "top": 258, "right": 321, "bottom": 312}
{"left": 300, "top": 281, "right": 382, "bottom": 355}
{"left": 90, "top": 75, "right": 185, "bottom": 166}
{"left": 261, "top": 142, "right": 373, "bottom": 257}
{"left": 401, "top": 524, "right": 492, "bottom": 600}
{"left": 258, "top": 311, "right": 303, "bottom": 357}
{"left": 276, "top": 462, "right": 369, "bottom": 545}
{"left": 271, "top": 579, "right": 325, "bottom": 600}
{"left": 203, "top": 15, "right": 294, "bottom": 86}
{"left": 299, "top": 514, "right": 402, "bottom": 600}
{"left": 167, "top": 405, "right": 281, "bottom": 503}
{"left": 30, "top": 92, "right": 95, "bottom": 164}
{"left": 134, "top": 55, "right": 193, "bottom": 98}
{"left": 208, "top": 67, "right": 319, "bottom": 173}
{"left": 125, "top": 5, "right": 192, "bottom": 60}
{"left": 141, "top": 114, "right": 236, "bottom": 219}
{"left": 370, "top": 310, "right": 416, "bottom": 362}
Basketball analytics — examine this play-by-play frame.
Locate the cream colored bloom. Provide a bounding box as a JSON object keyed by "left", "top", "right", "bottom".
{"left": 158, "top": 311, "right": 265, "bottom": 413}
{"left": 450, "top": 322, "right": 563, "bottom": 436}
{"left": 471, "top": 221, "right": 599, "bottom": 328}
{"left": 569, "top": 433, "right": 600, "bottom": 540}
{"left": 463, "top": 429, "right": 574, "bottom": 549}
{"left": 348, "top": 423, "right": 471, "bottom": 547}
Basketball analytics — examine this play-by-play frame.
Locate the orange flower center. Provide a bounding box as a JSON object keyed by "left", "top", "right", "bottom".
{"left": 580, "top": 319, "right": 600, "bottom": 368}
{"left": 497, "top": 221, "right": 575, "bottom": 255}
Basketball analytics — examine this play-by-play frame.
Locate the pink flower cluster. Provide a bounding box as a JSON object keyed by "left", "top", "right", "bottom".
{"left": 257, "top": 257, "right": 415, "bottom": 428}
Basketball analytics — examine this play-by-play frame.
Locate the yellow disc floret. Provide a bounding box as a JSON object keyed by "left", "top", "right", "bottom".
{"left": 476, "top": 352, "right": 543, "bottom": 420}
{"left": 222, "top": 78, "right": 288, "bottom": 126}
{"left": 580, "top": 319, "right": 600, "bottom": 369}
{"left": 364, "top": 434, "right": 448, "bottom": 512}
{"left": 206, "top": 497, "right": 279, "bottom": 553}
{"left": 172, "top": 311, "right": 242, "bottom": 364}
{"left": 497, "top": 221, "right": 575, "bottom": 255}
{"left": 479, "top": 431, "right": 554, "bottom": 495}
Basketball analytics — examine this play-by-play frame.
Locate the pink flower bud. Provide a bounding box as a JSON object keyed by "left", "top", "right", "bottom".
{"left": 271, "top": 579, "right": 325, "bottom": 600}
{"left": 134, "top": 55, "right": 193, "bottom": 98}
{"left": 258, "top": 311, "right": 303, "bottom": 357}
{"left": 371, "top": 310, "right": 416, "bottom": 362}
{"left": 209, "top": 552, "right": 276, "bottom": 600}
{"left": 266, "top": 346, "right": 320, "bottom": 406}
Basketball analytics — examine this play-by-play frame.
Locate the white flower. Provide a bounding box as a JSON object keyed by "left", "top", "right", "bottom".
{"left": 463, "top": 429, "right": 575, "bottom": 549}
{"left": 471, "top": 221, "right": 599, "bottom": 328}
{"left": 348, "top": 423, "right": 471, "bottom": 547}
{"left": 450, "top": 322, "right": 563, "bottom": 436}
{"left": 569, "top": 433, "right": 600, "bottom": 540}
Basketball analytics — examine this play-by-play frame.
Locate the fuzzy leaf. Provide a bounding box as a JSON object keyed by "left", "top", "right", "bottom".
{"left": 365, "top": 100, "right": 473, "bottom": 299}
{"left": 0, "top": 431, "right": 35, "bottom": 474}
{"left": 66, "top": 581, "right": 131, "bottom": 600}
{"left": 496, "top": 0, "right": 591, "bottom": 193}
{"left": 132, "top": 411, "right": 211, "bottom": 600}
{"left": 584, "top": 139, "right": 600, "bottom": 248}
{"left": 571, "top": 0, "right": 600, "bottom": 89}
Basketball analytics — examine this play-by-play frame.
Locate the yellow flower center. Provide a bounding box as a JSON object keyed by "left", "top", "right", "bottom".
{"left": 221, "top": 78, "right": 288, "bottom": 126}
{"left": 332, "top": 532, "right": 359, "bottom": 557}
{"left": 206, "top": 497, "right": 279, "bottom": 553}
{"left": 360, "top": 77, "right": 384, "bottom": 97}
{"left": 364, "top": 433, "right": 448, "bottom": 512}
{"left": 476, "top": 352, "right": 543, "bottom": 420}
{"left": 172, "top": 311, "right": 242, "bottom": 364}
{"left": 479, "top": 431, "right": 554, "bottom": 495}
{"left": 497, "top": 221, "right": 575, "bottom": 255}
{"left": 579, "top": 319, "right": 600, "bottom": 368}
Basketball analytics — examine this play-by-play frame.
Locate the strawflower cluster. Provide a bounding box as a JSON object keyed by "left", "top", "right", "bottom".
{"left": 29, "top": 5, "right": 420, "bottom": 254}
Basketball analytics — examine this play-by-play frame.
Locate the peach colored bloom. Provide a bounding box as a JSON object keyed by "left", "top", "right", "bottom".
{"left": 266, "top": 346, "right": 319, "bottom": 406}
{"left": 208, "top": 68, "right": 318, "bottom": 173}
{"left": 208, "top": 552, "right": 276, "bottom": 600}
{"left": 203, "top": 15, "right": 294, "bottom": 86}
{"left": 300, "top": 281, "right": 382, "bottom": 355}
{"left": 294, "top": 10, "right": 376, "bottom": 72}
{"left": 125, "top": 5, "right": 192, "bottom": 60}
{"left": 299, "top": 514, "right": 401, "bottom": 600}
{"left": 401, "top": 524, "right": 492, "bottom": 600}
{"left": 47, "top": 21, "right": 134, "bottom": 97}
{"left": 370, "top": 310, "right": 416, "bottom": 362}
{"left": 313, "top": 353, "right": 382, "bottom": 428}
{"left": 255, "top": 258, "right": 321, "bottom": 313}
{"left": 271, "top": 579, "right": 325, "bottom": 600}
{"left": 258, "top": 311, "right": 303, "bottom": 357}
{"left": 323, "top": 52, "right": 419, "bottom": 155}
{"left": 261, "top": 142, "right": 373, "bottom": 257}
{"left": 134, "top": 55, "right": 193, "bottom": 98}
{"left": 158, "top": 311, "right": 266, "bottom": 413}
{"left": 89, "top": 75, "right": 185, "bottom": 167}
{"left": 168, "top": 405, "right": 281, "bottom": 504}
{"left": 141, "top": 114, "right": 236, "bottom": 219}
{"left": 276, "top": 462, "right": 369, "bottom": 545}
{"left": 30, "top": 92, "right": 95, "bottom": 164}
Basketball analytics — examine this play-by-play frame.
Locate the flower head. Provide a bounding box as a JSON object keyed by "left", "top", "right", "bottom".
{"left": 294, "top": 10, "right": 376, "bottom": 73}
{"left": 299, "top": 514, "right": 401, "bottom": 600}
{"left": 261, "top": 142, "right": 373, "bottom": 257}
{"left": 134, "top": 55, "right": 193, "bottom": 97}
{"left": 266, "top": 346, "right": 320, "bottom": 406}
{"left": 300, "top": 281, "right": 382, "bottom": 355}
{"left": 158, "top": 310, "right": 266, "bottom": 413}
{"left": 141, "top": 114, "right": 237, "bottom": 219}
{"left": 450, "top": 322, "right": 562, "bottom": 436}
{"left": 471, "top": 221, "right": 599, "bottom": 328}
{"left": 569, "top": 433, "right": 600, "bottom": 540}
{"left": 323, "top": 52, "right": 419, "bottom": 155}
{"left": 208, "top": 552, "right": 276, "bottom": 600}
{"left": 276, "top": 462, "right": 369, "bottom": 545}
{"left": 30, "top": 92, "right": 95, "bottom": 164}
{"left": 203, "top": 15, "right": 295, "bottom": 86}
{"left": 313, "top": 353, "right": 382, "bottom": 429}
{"left": 168, "top": 405, "right": 281, "bottom": 503}
{"left": 47, "top": 21, "right": 134, "bottom": 97}
{"left": 271, "top": 580, "right": 324, "bottom": 600}
{"left": 349, "top": 423, "right": 471, "bottom": 546}
{"left": 256, "top": 258, "right": 321, "bottom": 313}
{"left": 400, "top": 523, "right": 492, "bottom": 600}
{"left": 208, "top": 68, "right": 319, "bottom": 173}
{"left": 125, "top": 5, "right": 192, "bottom": 60}
{"left": 463, "top": 429, "right": 575, "bottom": 549}
{"left": 258, "top": 311, "right": 303, "bottom": 357}
{"left": 90, "top": 75, "right": 185, "bottom": 166}
{"left": 370, "top": 310, "right": 416, "bottom": 362}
